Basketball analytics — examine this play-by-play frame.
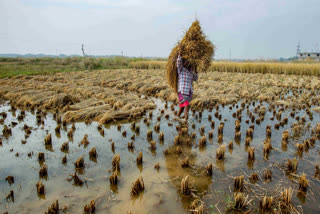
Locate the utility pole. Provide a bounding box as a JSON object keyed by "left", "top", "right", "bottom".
{"left": 296, "top": 41, "right": 300, "bottom": 58}
{"left": 81, "top": 44, "right": 86, "bottom": 57}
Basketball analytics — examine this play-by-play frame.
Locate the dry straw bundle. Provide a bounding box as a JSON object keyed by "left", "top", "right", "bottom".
{"left": 166, "top": 20, "right": 215, "bottom": 92}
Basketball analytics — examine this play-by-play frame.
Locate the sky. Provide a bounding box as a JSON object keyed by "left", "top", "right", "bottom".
{"left": 1, "top": 0, "right": 320, "bottom": 59}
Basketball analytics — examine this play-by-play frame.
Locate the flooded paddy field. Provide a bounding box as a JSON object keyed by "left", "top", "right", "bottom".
{"left": 1, "top": 69, "right": 320, "bottom": 213}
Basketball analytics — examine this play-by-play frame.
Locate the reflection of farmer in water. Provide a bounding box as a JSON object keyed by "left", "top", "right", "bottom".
{"left": 177, "top": 48, "right": 198, "bottom": 120}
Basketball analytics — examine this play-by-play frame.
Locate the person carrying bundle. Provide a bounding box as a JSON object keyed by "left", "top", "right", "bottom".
{"left": 176, "top": 48, "right": 198, "bottom": 120}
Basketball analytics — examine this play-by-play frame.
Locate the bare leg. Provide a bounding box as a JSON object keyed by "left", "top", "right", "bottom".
{"left": 178, "top": 107, "right": 185, "bottom": 117}
{"left": 184, "top": 105, "right": 190, "bottom": 120}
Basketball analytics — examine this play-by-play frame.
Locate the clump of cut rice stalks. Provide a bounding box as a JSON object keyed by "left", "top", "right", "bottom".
{"left": 287, "top": 157, "right": 298, "bottom": 173}
{"left": 298, "top": 173, "right": 309, "bottom": 192}
{"left": 111, "top": 142, "right": 115, "bottom": 153}
{"left": 218, "top": 124, "right": 224, "bottom": 134}
{"left": 135, "top": 125, "right": 140, "bottom": 133}
{"left": 316, "top": 164, "right": 320, "bottom": 175}
{"left": 136, "top": 152, "right": 143, "bottom": 164}
{"left": 38, "top": 152, "right": 45, "bottom": 162}
{"left": 263, "top": 169, "right": 272, "bottom": 181}
{"left": 131, "top": 134, "right": 135, "bottom": 140}
{"left": 44, "top": 134, "right": 52, "bottom": 146}
{"left": 84, "top": 200, "right": 95, "bottom": 214}
{"left": 296, "top": 143, "right": 304, "bottom": 153}
{"left": 55, "top": 125, "right": 60, "bottom": 135}
{"left": 164, "top": 148, "right": 169, "bottom": 155}
{"left": 234, "top": 175, "right": 244, "bottom": 192}
{"left": 39, "top": 164, "right": 48, "bottom": 178}
{"left": 130, "top": 122, "right": 135, "bottom": 130}
{"left": 128, "top": 141, "right": 134, "bottom": 150}
{"left": 181, "top": 157, "right": 190, "bottom": 168}
{"left": 280, "top": 187, "right": 293, "bottom": 205}
{"left": 235, "top": 131, "right": 241, "bottom": 141}
{"left": 62, "top": 155, "right": 67, "bottom": 164}
{"left": 149, "top": 140, "right": 156, "bottom": 151}
{"left": 211, "top": 120, "right": 215, "bottom": 129}
{"left": 246, "top": 128, "right": 253, "bottom": 138}
{"left": 36, "top": 180, "right": 45, "bottom": 195}
{"left": 166, "top": 20, "right": 214, "bottom": 93}
{"left": 60, "top": 142, "right": 69, "bottom": 153}
{"left": 109, "top": 171, "right": 118, "bottom": 186}
{"left": 208, "top": 130, "right": 213, "bottom": 139}
{"left": 304, "top": 139, "right": 311, "bottom": 149}
{"left": 218, "top": 134, "right": 223, "bottom": 143}
{"left": 200, "top": 126, "right": 205, "bottom": 134}
{"left": 266, "top": 127, "right": 272, "bottom": 137}
{"left": 147, "top": 130, "right": 153, "bottom": 140}
{"left": 112, "top": 154, "right": 120, "bottom": 171}
{"left": 191, "top": 132, "right": 196, "bottom": 139}
{"left": 68, "top": 172, "right": 83, "bottom": 185}
{"left": 45, "top": 200, "right": 59, "bottom": 214}
{"left": 190, "top": 199, "right": 204, "bottom": 214}
{"left": 245, "top": 137, "right": 251, "bottom": 146}
{"left": 159, "top": 132, "right": 164, "bottom": 141}
{"left": 79, "top": 134, "right": 89, "bottom": 147}
{"left": 154, "top": 163, "right": 160, "bottom": 170}
{"left": 154, "top": 123, "right": 160, "bottom": 132}
{"left": 131, "top": 177, "right": 144, "bottom": 196}
{"left": 5, "top": 176, "right": 14, "bottom": 185}
{"left": 228, "top": 141, "right": 233, "bottom": 150}
{"left": 181, "top": 175, "right": 191, "bottom": 195}
{"left": 174, "top": 135, "right": 181, "bottom": 145}
{"left": 181, "top": 127, "right": 188, "bottom": 135}
{"left": 206, "top": 163, "right": 213, "bottom": 176}
{"left": 89, "top": 147, "right": 97, "bottom": 160}
{"left": 199, "top": 136, "right": 207, "bottom": 148}
{"left": 121, "top": 130, "right": 126, "bottom": 137}
{"left": 74, "top": 156, "right": 85, "bottom": 169}
{"left": 260, "top": 196, "right": 273, "bottom": 211}
{"left": 247, "top": 147, "right": 255, "bottom": 160}
{"left": 263, "top": 142, "right": 272, "bottom": 159}
{"left": 216, "top": 145, "right": 226, "bottom": 160}
{"left": 233, "top": 192, "right": 250, "bottom": 210}
{"left": 6, "top": 190, "right": 14, "bottom": 202}
{"left": 249, "top": 173, "right": 258, "bottom": 183}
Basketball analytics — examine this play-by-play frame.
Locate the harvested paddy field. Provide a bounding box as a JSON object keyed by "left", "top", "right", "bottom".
{"left": 1, "top": 68, "right": 320, "bottom": 213}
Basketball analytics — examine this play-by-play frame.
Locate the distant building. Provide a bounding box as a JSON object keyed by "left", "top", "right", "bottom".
{"left": 298, "top": 52, "right": 320, "bottom": 61}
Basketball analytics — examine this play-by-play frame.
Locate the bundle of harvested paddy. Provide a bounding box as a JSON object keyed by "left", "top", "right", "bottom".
{"left": 287, "top": 157, "right": 298, "bottom": 173}
{"left": 181, "top": 127, "right": 188, "bottom": 135}
{"left": 304, "top": 139, "right": 311, "bottom": 149}
{"left": 263, "top": 142, "right": 272, "bottom": 159}
{"left": 298, "top": 173, "right": 309, "bottom": 192}
{"left": 154, "top": 123, "right": 160, "bottom": 132}
{"left": 131, "top": 177, "right": 144, "bottom": 196}
{"left": 235, "top": 131, "right": 241, "bottom": 141}
{"left": 199, "top": 136, "right": 207, "bottom": 148}
{"left": 159, "top": 132, "right": 164, "bottom": 141}
{"left": 154, "top": 163, "right": 160, "bottom": 170}
{"left": 79, "top": 134, "right": 89, "bottom": 147}
{"left": 55, "top": 125, "right": 60, "bottom": 134}
{"left": 181, "top": 175, "right": 191, "bottom": 195}
{"left": 136, "top": 152, "right": 143, "bottom": 164}
{"left": 234, "top": 175, "right": 244, "bottom": 192}
{"left": 135, "top": 125, "right": 140, "bottom": 133}
{"left": 74, "top": 156, "right": 84, "bottom": 169}
{"left": 208, "top": 130, "right": 213, "bottom": 139}
{"left": 263, "top": 169, "right": 272, "bottom": 181}
{"left": 245, "top": 137, "right": 251, "bottom": 146}
{"left": 36, "top": 180, "right": 45, "bottom": 195}
{"left": 109, "top": 171, "right": 118, "bottom": 185}
{"left": 246, "top": 128, "right": 253, "bottom": 138}
{"left": 38, "top": 152, "right": 45, "bottom": 162}
{"left": 147, "top": 130, "right": 153, "bottom": 140}
{"left": 228, "top": 141, "right": 233, "bottom": 149}
{"left": 84, "top": 200, "right": 95, "bottom": 214}
{"left": 127, "top": 141, "right": 134, "bottom": 150}
{"left": 176, "top": 146, "right": 182, "bottom": 154}
{"left": 112, "top": 154, "right": 120, "bottom": 171}
{"left": 211, "top": 121, "right": 215, "bottom": 129}
{"left": 316, "top": 164, "right": 320, "bottom": 175}
{"left": 181, "top": 157, "right": 190, "bottom": 168}
{"left": 39, "top": 164, "right": 48, "bottom": 178}
{"left": 149, "top": 140, "right": 156, "bottom": 151}
{"left": 296, "top": 143, "right": 304, "bottom": 152}
{"left": 247, "top": 147, "right": 255, "bottom": 160}
{"left": 216, "top": 145, "right": 226, "bottom": 160}
{"left": 217, "top": 124, "right": 224, "bottom": 134}
{"left": 62, "top": 155, "right": 67, "bottom": 164}
{"left": 130, "top": 122, "right": 135, "bottom": 129}
{"left": 280, "top": 187, "right": 292, "bottom": 205}
{"left": 111, "top": 142, "right": 115, "bottom": 153}
{"left": 60, "top": 142, "right": 69, "bottom": 153}
{"left": 44, "top": 134, "right": 52, "bottom": 146}
{"left": 233, "top": 192, "right": 249, "bottom": 210}
{"left": 121, "top": 130, "right": 126, "bottom": 137}
{"left": 46, "top": 200, "right": 59, "bottom": 214}
{"left": 206, "top": 163, "right": 213, "bottom": 176}
{"left": 89, "top": 147, "right": 97, "bottom": 160}
{"left": 5, "top": 176, "right": 14, "bottom": 185}
{"left": 6, "top": 190, "right": 14, "bottom": 202}
{"left": 166, "top": 20, "right": 215, "bottom": 92}
{"left": 259, "top": 196, "right": 273, "bottom": 211}
{"left": 249, "top": 173, "right": 258, "bottom": 183}
{"left": 68, "top": 172, "right": 83, "bottom": 185}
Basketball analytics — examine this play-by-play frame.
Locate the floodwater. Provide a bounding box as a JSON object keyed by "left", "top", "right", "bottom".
{"left": 1, "top": 96, "right": 320, "bottom": 213}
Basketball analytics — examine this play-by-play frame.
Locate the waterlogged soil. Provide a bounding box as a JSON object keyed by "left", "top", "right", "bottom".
{"left": 1, "top": 94, "right": 320, "bottom": 214}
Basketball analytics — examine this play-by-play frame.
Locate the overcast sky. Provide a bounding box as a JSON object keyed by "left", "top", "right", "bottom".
{"left": 1, "top": 0, "right": 320, "bottom": 59}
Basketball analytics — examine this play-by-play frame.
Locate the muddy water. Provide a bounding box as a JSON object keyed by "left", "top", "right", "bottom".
{"left": 1, "top": 96, "right": 320, "bottom": 213}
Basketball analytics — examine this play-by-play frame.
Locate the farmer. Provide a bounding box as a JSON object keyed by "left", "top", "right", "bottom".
{"left": 177, "top": 49, "right": 198, "bottom": 120}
